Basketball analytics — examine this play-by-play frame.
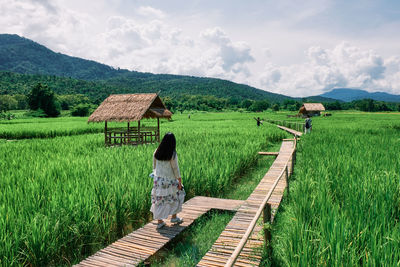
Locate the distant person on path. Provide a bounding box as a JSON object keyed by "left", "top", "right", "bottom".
{"left": 150, "top": 132, "right": 184, "bottom": 229}
{"left": 305, "top": 116, "right": 312, "bottom": 134}
{"left": 254, "top": 117, "right": 263, "bottom": 127}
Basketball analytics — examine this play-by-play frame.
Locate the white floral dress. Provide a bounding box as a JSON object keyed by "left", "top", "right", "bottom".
{"left": 150, "top": 151, "right": 184, "bottom": 220}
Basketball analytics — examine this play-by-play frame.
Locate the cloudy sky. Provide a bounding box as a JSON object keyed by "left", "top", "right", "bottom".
{"left": 1, "top": 0, "right": 400, "bottom": 96}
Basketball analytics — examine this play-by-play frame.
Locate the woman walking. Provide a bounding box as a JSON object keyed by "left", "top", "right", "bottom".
{"left": 150, "top": 132, "right": 184, "bottom": 229}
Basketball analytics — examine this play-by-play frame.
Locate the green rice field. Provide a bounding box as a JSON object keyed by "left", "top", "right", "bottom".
{"left": 1, "top": 111, "right": 399, "bottom": 266}
{"left": 270, "top": 112, "right": 400, "bottom": 266}
{"left": 0, "top": 112, "right": 286, "bottom": 266}
{"left": 0, "top": 117, "right": 103, "bottom": 139}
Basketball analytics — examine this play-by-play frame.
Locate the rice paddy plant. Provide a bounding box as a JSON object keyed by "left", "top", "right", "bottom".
{"left": 0, "top": 112, "right": 286, "bottom": 266}
{"left": 151, "top": 210, "right": 234, "bottom": 267}
{"left": 271, "top": 112, "right": 400, "bottom": 266}
{"left": 0, "top": 117, "right": 104, "bottom": 139}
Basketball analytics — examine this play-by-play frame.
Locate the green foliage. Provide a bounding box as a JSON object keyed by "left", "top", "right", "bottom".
{"left": 324, "top": 100, "right": 342, "bottom": 110}
{"left": 0, "top": 70, "right": 292, "bottom": 105}
{"left": 27, "top": 83, "right": 60, "bottom": 117}
{"left": 0, "top": 112, "right": 287, "bottom": 266}
{"left": 248, "top": 100, "right": 270, "bottom": 112}
{"left": 0, "top": 34, "right": 128, "bottom": 80}
{"left": 164, "top": 94, "right": 229, "bottom": 112}
{"left": 322, "top": 99, "right": 398, "bottom": 112}
{"left": 351, "top": 98, "right": 395, "bottom": 112}
{"left": 272, "top": 103, "right": 280, "bottom": 111}
{"left": 240, "top": 99, "right": 253, "bottom": 109}
{"left": 152, "top": 211, "right": 234, "bottom": 267}
{"left": 58, "top": 94, "right": 90, "bottom": 110}
{"left": 13, "top": 94, "right": 28, "bottom": 109}
{"left": 0, "top": 111, "right": 16, "bottom": 120}
{"left": 0, "top": 70, "right": 397, "bottom": 113}
{"left": 354, "top": 98, "right": 375, "bottom": 111}
{"left": 24, "top": 108, "right": 46, "bottom": 118}
{"left": 0, "top": 94, "right": 17, "bottom": 111}
{"left": 283, "top": 100, "right": 302, "bottom": 111}
{"left": 0, "top": 117, "right": 103, "bottom": 139}
{"left": 71, "top": 104, "right": 91, "bottom": 117}
{"left": 270, "top": 112, "right": 400, "bottom": 266}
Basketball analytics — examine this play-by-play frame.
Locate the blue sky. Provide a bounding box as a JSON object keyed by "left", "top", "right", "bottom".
{"left": 1, "top": 0, "right": 400, "bottom": 96}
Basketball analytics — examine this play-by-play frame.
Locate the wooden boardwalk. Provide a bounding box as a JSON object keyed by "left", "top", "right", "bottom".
{"left": 197, "top": 140, "right": 295, "bottom": 267}
{"left": 75, "top": 197, "right": 244, "bottom": 267}
{"left": 76, "top": 134, "right": 297, "bottom": 267}
{"left": 277, "top": 125, "right": 303, "bottom": 137}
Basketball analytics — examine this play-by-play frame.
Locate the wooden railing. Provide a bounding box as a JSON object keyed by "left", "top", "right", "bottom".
{"left": 105, "top": 126, "right": 159, "bottom": 146}
{"left": 266, "top": 119, "right": 305, "bottom": 133}
{"left": 224, "top": 138, "right": 297, "bottom": 267}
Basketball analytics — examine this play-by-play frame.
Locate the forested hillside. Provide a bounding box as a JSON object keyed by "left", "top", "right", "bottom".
{"left": 0, "top": 34, "right": 351, "bottom": 114}
{"left": 0, "top": 34, "right": 129, "bottom": 80}
{"left": 0, "top": 71, "right": 292, "bottom": 103}
{"left": 320, "top": 88, "right": 400, "bottom": 102}
{"left": 0, "top": 34, "right": 292, "bottom": 102}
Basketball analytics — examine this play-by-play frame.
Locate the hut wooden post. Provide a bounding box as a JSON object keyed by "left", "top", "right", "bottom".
{"left": 138, "top": 120, "right": 141, "bottom": 144}
{"left": 127, "top": 122, "right": 130, "bottom": 144}
{"left": 104, "top": 121, "right": 108, "bottom": 146}
{"left": 157, "top": 118, "right": 160, "bottom": 142}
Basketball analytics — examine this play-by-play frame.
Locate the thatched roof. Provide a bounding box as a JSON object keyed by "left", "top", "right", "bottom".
{"left": 88, "top": 93, "right": 172, "bottom": 122}
{"left": 299, "top": 103, "right": 325, "bottom": 113}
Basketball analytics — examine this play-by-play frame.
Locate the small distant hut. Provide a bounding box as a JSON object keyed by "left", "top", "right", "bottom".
{"left": 298, "top": 103, "right": 325, "bottom": 117}
{"left": 88, "top": 93, "right": 172, "bottom": 146}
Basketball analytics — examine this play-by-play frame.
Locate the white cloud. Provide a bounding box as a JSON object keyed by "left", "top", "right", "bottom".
{"left": 0, "top": 0, "right": 256, "bottom": 85}
{"left": 0, "top": 0, "right": 94, "bottom": 57}
{"left": 136, "top": 6, "right": 165, "bottom": 19}
{"left": 95, "top": 22, "right": 255, "bottom": 83}
{"left": 1, "top": 0, "right": 400, "bottom": 97}
{"left": 257, "top": 42, "right": 400, "bottom": 96}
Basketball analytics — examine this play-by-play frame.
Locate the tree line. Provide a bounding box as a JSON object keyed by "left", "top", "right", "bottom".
{"left": 1, "top": 83, "right": 400, "bottom": 119}
{"left": 0, "top": 83, "right": 94, "bottom": 117}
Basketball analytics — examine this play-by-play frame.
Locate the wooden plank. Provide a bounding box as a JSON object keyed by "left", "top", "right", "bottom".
{"left": 198, "top": 140, "right": 295, "bottom": 267}
{"left": 76, "top": 260, "right": 106, "bottom": 267}
{"left": 102, "top": 247, "right": 141, "bottom": 262}
{"left": 258, "top": 152, "right": 279, "bottom": 156}
{"left": 75, "top": 196, "right": 249, "bottom": 266}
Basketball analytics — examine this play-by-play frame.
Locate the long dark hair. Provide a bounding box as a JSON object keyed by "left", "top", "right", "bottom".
{"left": 154, "top": 132, "right": 176, "bottom": 161}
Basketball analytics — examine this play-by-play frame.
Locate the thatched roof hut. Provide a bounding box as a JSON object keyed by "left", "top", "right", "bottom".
{"left": 88, "top": 93, "right": 172, "bottom": 146}
{"left": 88, "top": 93, "right": 172, "bottom": 122}
{"left": 299, "top": 103, "right": 325, "bottom": 117}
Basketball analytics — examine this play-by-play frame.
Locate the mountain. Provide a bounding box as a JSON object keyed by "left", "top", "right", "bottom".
{"left": 0, "top": 34, "right": 342, "bottom": 104}
{"left": 320, "top": 88, "right": 400, "bottom": 103}
{"left": 0, "top": 33, "right": 294, "bottom": 102}
{"left": 0, "top": 34, "right": 133, "bottom": 80}
{"left": 296, "top": 95, "right": 342, "bottom": 103}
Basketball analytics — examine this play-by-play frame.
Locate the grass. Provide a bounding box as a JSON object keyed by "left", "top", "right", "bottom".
{"left": 223, "top": 144, "right": 283, "bottom": 201}
{"left": 148, "top": 151, "right": 281, "bottom": 267}
{"left": 2, "top": 111, "right": 399, "bottom": 266}
{"left": 0, "top": 112, "right": 287, "bottom": 266}
{"left": 269, "top": 112, "right": 400, "bottom": 266}
{"left": 150, "top": 211, "right": 234, "bottom": 267}
{"left": 0, "top": 117, "right": 104, "bottom": 139}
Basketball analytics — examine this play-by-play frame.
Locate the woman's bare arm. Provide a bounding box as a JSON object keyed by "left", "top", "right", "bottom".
{"left": 171, "top": 155, "right": 182, "bottom": 189}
